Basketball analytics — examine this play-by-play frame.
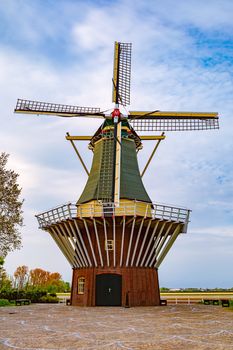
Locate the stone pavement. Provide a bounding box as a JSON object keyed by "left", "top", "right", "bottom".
{"left": 0, "top": 304, "right": 233, "bottom": 349}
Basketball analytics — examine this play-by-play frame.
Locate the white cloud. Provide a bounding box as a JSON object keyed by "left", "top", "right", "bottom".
{"left": 191, "top": 225, "right": 233, "bottom": 238}
{"left": 1, "top": 0, "right": 232, "bottom": 286}
{"left": 142, "top": 0, "right": 233, "bottom": 30}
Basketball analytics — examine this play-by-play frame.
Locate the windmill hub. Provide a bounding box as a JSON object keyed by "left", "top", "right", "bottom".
{"left": 111, "top": 108, "right": 121, "bottom": 123}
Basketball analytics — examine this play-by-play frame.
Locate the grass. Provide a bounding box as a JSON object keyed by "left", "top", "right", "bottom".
{"left": 0, "top": 299, "right": 14, "bottom": 307}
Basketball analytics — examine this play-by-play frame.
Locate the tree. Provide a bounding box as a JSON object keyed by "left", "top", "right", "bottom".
{"left": 29, "top": 268, "right": 62, "bottom": 288}
{"left": 29, "top": 268, "right": 50, "bottom": 287}
{"left": 0, "top": 153, "right": 23, "bottom": 256}
{"left": 0, "top": 256, "right": 5, "bottom": 288}
{"left": 28, "top": 268, "right": 69, "bottom": 292}
{"left": 10, "top": 265, "right": 69, "bottom": 293}
{"left": 0, "top": 257, "right": 12, "bottom": 290}
{"left": 14, "top": 265, "right": 29, "bottom": 289}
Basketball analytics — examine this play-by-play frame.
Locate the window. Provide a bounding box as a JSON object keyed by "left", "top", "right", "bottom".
{"left": 105, "top": 239, "right": 114, "bottom": 251}
{"left": 77, "top": 277, "right": 85, "bottom": 294}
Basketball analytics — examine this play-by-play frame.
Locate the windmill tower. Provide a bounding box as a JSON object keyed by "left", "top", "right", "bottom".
{"left": 15, "top": 42, "right": 219, "bottom": 306}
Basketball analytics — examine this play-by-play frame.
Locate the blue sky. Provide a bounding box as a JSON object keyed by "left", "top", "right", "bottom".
{"left": 1, "top": 0, "right": 233, "bottom": 288}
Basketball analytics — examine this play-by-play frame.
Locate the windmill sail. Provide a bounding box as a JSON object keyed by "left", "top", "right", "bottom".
{"left": 15, "top": 99, "right": 104, "bottom": 118}
{"left": 128, "top": 111, "right": 219, "bottom": 131}
{"left": 112, "top": 42, "right": 132, "bottom": 106}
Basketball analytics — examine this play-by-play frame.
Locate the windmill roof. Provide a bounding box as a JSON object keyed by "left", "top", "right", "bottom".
{"left": 77, "top": 136, "right": 151, "bottom": 204}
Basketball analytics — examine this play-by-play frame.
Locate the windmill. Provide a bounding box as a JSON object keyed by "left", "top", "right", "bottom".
{"left": 15, "top": 42, "right": 219, "bottom": 306}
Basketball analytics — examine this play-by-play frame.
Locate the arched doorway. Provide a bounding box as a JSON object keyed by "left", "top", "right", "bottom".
{"left": 96, "top": 274, "right": 122, "bottom": 306}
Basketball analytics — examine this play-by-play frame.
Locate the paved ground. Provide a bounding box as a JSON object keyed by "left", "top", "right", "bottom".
{"left": 0, "top": 304, "right": 233, "bottom": 349}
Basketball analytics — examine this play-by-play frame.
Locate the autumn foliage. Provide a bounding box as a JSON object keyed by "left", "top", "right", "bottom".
{"left": 29, "top": 269, "right": 61, "bottom": 288}
{"left": 12, "top": 265, "right": 69, "bottom": 292}
{"left": 14, "top": 265, "right": 28, "bottom": 289}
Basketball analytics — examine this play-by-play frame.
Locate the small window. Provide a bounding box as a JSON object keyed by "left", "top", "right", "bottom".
{"left": 77, "top": 277, "right": 85, "bottom": 294}
{"left": 105, "top": 239, "right": 114, "bottom": 251}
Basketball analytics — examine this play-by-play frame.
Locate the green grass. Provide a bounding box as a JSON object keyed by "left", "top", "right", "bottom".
{"left": 0, "top": 299, "right": 13, "bottom": 307}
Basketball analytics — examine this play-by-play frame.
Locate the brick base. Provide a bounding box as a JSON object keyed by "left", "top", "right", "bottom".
{"left": 71, "top": 267, "right": 160, "bottom": 306}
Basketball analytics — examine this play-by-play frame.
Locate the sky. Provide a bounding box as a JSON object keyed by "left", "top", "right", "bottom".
{"left": 1, "top": 0, "right": 233, "bottom": 288}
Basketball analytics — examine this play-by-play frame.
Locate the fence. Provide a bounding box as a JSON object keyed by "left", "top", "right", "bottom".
{"left": 36, "top": 201, "right": 190, "bottom": 229}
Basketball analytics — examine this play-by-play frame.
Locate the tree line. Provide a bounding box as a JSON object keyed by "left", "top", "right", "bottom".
{"left": 0, "top": 262, "right": 70, "bottom": 293}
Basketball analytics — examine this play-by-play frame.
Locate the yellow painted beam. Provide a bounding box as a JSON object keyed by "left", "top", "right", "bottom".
{"left": 129, "top": 111, "right": 218, "bottom": 119}
{"left": 140, "top": 135, "right": 166, "bottom": 140}
{"left": 66, "top": 135, "right": 165, "bottom": 141}
{"left": 66, "top": 132, "right": 89, "bottom": 175}
{"left": 66, "top": 135, "right": 166, "bottom": 141}
{"left": 15, "top": 110, "right": 104, "bottom": 119}
{"left": 112, "top": 41, "right": 119, "bottom": 104}
{"left": 141, "top": 133, "right": 165, "bottom": 177}
{"left": 114, "top": 122, "right": 121, "bottom": 207}
{"left": 66, "top": 135, "right": 92, "bottom": 141}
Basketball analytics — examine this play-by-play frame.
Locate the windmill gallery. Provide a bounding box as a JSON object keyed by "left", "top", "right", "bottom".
{"left": 14, "top": 42, "right": 219, "bottom": 307}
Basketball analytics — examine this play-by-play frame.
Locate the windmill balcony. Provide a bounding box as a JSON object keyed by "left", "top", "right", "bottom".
{"left": 36, "top": 200, "right": 190, "bottom": 231}
{"left": 35, "top": 200, "right": 190, "bottom": 273}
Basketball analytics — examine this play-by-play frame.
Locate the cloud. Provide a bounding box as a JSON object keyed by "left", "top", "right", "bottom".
{"left": 141, "top": 0, "right": 233, "bottom": 31}
{"left": 1, "top": 0, "right": 232, "bottom": 286}
{"left": 191, "top": 225, "right": 233, "bottom": 238}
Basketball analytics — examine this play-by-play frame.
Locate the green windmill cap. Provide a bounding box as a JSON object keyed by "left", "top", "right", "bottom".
{"left": 77, "top": 119, "right": 152, "bottom": 204}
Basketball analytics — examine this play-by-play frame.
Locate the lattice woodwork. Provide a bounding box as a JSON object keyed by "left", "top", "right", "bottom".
{"left": 130, "top": 118, "right": 219, "bottom": 131}
{"left": 112, "top": 42, "right": 132, "bottom": 106}
{"left": 15, "top": 99, "right": 101, "bottom": 116}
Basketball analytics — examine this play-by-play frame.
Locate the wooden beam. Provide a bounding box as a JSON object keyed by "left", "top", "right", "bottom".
{"left": 140, "top": 220, "right": 160, "bottom": 267}
{"left": 103, "top": 218, "right": 110, "bottom": 267}
{"left": 135, "top": 219, "right": 151, "bottom": 267}
{"left": 66, "top": 132, "right": 89, "bottom": 176}
{"left": 67, "top": 221, "right": 88, "bottom": 267}
{"left": 141, "top": 132, "right": 165, "bottom": 177}
{"left": 150, "top": 222, "right": 174, "bottom": 267}
{"left": 48, "top": 228, "right": 73, "bottom": 266}
{"left": 155, "top": 224, "right": 182, "bottom": 268}
{"left": 126, "top": 217, "right": 136, "bottom": 267}
{"left": 65, "top": 135, "right": 166, "bottom": 141}
{"left": 73, "top": 219, "right": 92, "bottom": 267}
{"left": 93, "top": 218, "right": 104, "bottom": 267}
{"left": 130, "top": 218, "right": 144, "bottom": 266}
{"left": 140, "top": 135, "right": 166, "bottom": 140}
{"left": 66, "top": 135, "right": 92, "bottom": 141}
{"left": 120, "top": 216, "right": 126, "bottom": 267}
{"left": 83, "top": 219, "right": 98, "bottom": 267}
{"left": 145, "top": 221, "right": 166, "bottom": 267}
{"left": 129, "top": 111, "right": 218, "bottom": 119}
